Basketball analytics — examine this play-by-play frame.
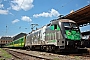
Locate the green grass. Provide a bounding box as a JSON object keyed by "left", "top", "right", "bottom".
{"left": 0, "top": 48, "right": 12, "bottom": 60}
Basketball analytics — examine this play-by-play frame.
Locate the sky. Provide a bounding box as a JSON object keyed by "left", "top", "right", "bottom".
{"left": 0, "top": 0, "right": 90, "bottom": 37}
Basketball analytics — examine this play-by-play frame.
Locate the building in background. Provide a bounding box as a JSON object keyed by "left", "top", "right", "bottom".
{"left": 0, "top": 37, "right": 13, "bottom": 47}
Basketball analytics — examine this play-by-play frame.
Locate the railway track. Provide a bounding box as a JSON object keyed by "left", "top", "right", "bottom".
{"left": 3, "top": 48, "right": 90, "bottom": 60}
{"left": 4, "top": 48, "right": 51, "bottom": 60}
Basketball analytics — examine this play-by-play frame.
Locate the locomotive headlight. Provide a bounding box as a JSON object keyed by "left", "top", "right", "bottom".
{"left": 67, "top": 41, "right": 69, "bottom": 45}
{"left": 68, "top": 32, "right": 71, "bottom": 35}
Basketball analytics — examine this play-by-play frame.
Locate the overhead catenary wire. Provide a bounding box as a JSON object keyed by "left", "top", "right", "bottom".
{"left": 5, "top": 0, "right": 25, "bottom": 35}
{"left": 4, "top": 0, "right": 80, "bottom": 35}
{"left": 61, "top": 0, "right": 73, "bottom": 8}
{"left": 49, "top": 0, "right": 74, "bottom": 18}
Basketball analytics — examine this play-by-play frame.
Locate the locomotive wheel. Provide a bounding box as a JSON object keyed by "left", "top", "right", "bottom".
{"left": 26, "top": 46, "right": 30, "bottom": 51}
{"left": 32, "top": 46, "right": 35, "bottom": 50}
{"left": 51, "top": 46, "right": 55, "bottom": 52}
{"left": 46, "top": 46, "right": 53, "bottom": 52}
{"left": 54, "top": 47, "right": 60, "bottom": 53}
{"left": 46, "top": 46, "right": 49, "bottom": 52}
{"left": 48, "top": 46, "right": 52, "bottom": 52}
{"left": 41, "top": 46, "right": 44, "bottom": 51}
{"left": 41, "top": 46, "right": 43, "bottom": 50}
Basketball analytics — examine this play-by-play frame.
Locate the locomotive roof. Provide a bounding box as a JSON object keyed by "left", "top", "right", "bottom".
{"left": 29, "top": 19, "right": 76, "bottom": 34}
{"left": 59, "top": 19, "right": 76, "bottom": 23}
{"left": 50, "top": 19, "right": 76, "bottom": 23}
{"left": 30, "top": 27, "right": 43, "bottom": 34}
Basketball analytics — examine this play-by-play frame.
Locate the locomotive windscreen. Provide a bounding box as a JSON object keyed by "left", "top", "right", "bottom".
{"left": 63, "top": 22, "right": 79, "bottom": 30}
{"left": 63, "top": 22, "right": 81, "bottom": 40}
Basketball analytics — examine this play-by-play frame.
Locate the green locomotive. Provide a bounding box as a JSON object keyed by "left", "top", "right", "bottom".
{"left": 25, "top": 19, "right": 82, "bottom": 52}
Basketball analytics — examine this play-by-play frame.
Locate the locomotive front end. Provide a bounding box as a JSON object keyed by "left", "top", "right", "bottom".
{"left": 62, "top": 20, "right": 81, "bottom": 49}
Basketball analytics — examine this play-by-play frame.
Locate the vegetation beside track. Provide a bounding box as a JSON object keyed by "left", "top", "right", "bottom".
{"left": 0, "top": 48, "right": 12, "bottom": 60}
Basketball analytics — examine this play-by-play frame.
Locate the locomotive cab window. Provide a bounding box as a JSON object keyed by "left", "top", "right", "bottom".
{"left": 71, "top": 23, "right": 79, "bottom": 30}
{"left": 54, "top": 25, "right": 57, "bottom": 30}
{"left": 63, "top": 22, "right": 71, "bottom": 30}
{"left": 63, "top": 22, "right": 79, "bottom": 31}
{"left": 50, "top": 24, "right": 60, "bottom": 30}
{"left": 63, "top": 22, "right": 70, "bottom": 28}
{"left": 72, "top": 23, "right": 78, "bottom": 28}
